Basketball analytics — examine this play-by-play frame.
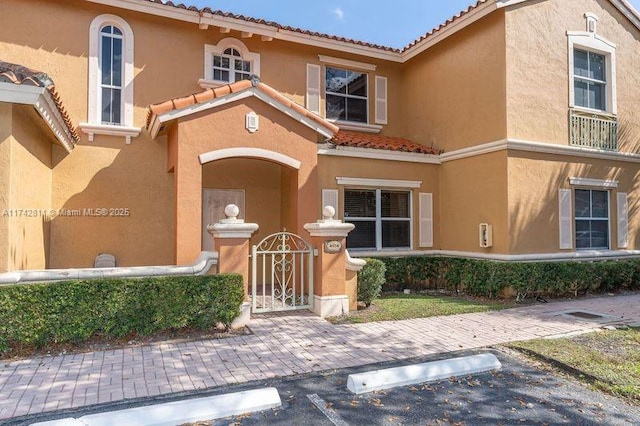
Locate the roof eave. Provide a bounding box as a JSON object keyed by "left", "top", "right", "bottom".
{"left": 0, "top": 82, "right": 76, "bottom": 153}
{"left": 148, "top": 86, "right": 338, "bottom": 140}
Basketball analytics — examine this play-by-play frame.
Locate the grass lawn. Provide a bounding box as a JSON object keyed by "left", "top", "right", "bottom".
{"left": 509, "top": 328, "right": 640, "bottom": 403}
{"left": 328, "top": 294, "right": 507, "bottom": 324}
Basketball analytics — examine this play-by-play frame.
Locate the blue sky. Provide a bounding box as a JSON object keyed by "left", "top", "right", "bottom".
{"left": 185, "top": 0, "right": 640, "bottom": 48}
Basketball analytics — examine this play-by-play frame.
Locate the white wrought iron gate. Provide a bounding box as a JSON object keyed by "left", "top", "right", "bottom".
{"left": 251, "top": 232, "right": 314, "bottom": 313}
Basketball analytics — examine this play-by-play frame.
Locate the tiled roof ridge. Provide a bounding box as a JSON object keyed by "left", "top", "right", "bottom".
{"left": 145, "top": 77, "right": 340, "bottom": 134}
{"left": 144, "top": 0, "right": 401, "bottom": 52}
{"left": 403, "top": 1, "right": 487, "bottom": 51}
{"left": 332, "top": 130, "right": 442, "bottom": 155}
{"left": 0, "top": 60, "right": 79, "bottom": 144}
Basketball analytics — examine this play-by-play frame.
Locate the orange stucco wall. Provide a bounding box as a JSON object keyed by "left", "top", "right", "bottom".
{"left": 202, "top": 158, "right": 285, "bottom": 245}
{"left": 508, "top": 152, "right": 640, "bottom": 253}
{"left": 0, "top": 103, "right": 12, "bottom": 272}
{"left": 440, "top": 152, "right": 509, "bottom": 254}
{"left": 7, "top": 107, "right": 53, "bottom": 270}
{"left": 400, "top": 9, "right": 508, "bottom": 152}
{"left": 172, "top": 96, "right": 319, "bottom": 264}
{"left": 317, "top": 155, "right": 440, "bottom": 250}
{"left": 505, "top": 0, "right": 640, "bottom": 149}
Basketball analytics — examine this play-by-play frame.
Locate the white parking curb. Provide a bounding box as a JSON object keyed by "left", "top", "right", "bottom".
{"left": 347, "top": 353, "right": 502, "bottom": 394}
{"left": 31, "top": 387, "right": 281, "bottom": 426}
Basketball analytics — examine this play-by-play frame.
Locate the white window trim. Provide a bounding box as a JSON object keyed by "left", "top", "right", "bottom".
{"left": 336, "top": 177, "right": 422, "bottom": 189}
{"left": 318, "top": 55, "right": 376, "bottom": 71}
{"left": 80, "top": 14, "right": 140, "bottom": 144}
{"left": 344, "top": 188, "right": 413, "bottom": 251}
{"left": 199, "top": 38, "right": 260, "bottom": 88}
{"left": 574, "top": 188, "right": 611, "bottom": 251}
{"left": 325, "top": 66, "right": 369, "bottom": 125}
{"left": 569, "top": 177, "right": 618, "bottom": 188}
{"left": 567, "top": 30, "right": 617, "bottom": 114}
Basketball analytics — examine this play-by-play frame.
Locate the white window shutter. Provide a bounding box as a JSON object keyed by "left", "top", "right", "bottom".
{"left": 306, "top": 64, "right": 321, "bottom": 115}
{"left": 617, "top": 192, "right": 628, "bottom": 248}
{"left": 419, "top": 193, "right": 433, "bottom": 248}
{"left": 559, "top": 189, "right": 573, "bottom": 250}
{"left": 322, "top": 189, "right": 339, "bottom": 216}
{"left": 375, "top": 75, "right": 388, "bottom": 125}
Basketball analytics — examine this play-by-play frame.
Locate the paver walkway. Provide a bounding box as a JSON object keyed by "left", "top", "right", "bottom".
{"left": 1, "top": 293, "right": 639, "bottom": 421}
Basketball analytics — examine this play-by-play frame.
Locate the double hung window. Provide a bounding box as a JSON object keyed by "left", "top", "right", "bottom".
{"left": 344, "top": 189, "right": 411, "bottom": 250}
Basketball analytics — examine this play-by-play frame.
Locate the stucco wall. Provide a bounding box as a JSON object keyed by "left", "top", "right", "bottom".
{"left": 0, "top": 0, "right": 406, "bottom": 269}
{"left": 439, "top": 152, "right": 509, "bottom": 253}
{"left": 505, "top": 0, "right": 640, "bottom": 150}
{"left": 508, "top": 152, "right": 640, "bottom": 253}
{"left": 0, "top": 104, "right": 11, "bottom": 272}
{"left": 400, "top": 10, "right": 508, "bottom": 152}
{"left": 202, "top": 158, "right": 283, "bottom": 245}
{"left": 173, "top": 96, "right": 319, "bottom": 264}
{"left": 3, "top": 107, "right": 53, "bottom": 271}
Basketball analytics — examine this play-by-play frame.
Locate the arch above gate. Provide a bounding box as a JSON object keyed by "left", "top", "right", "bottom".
{"left": 199, "top": 147, "right": 301, "bottom": 169}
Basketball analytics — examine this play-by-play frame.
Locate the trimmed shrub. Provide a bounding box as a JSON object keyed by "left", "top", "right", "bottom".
{"left": 378, "top": 256, "right": 640, "bottom": 299}
{"left": 358, "top": 258, "right": 386, "bottom": 307}
{"left": 0, "top": 274, "right": 244, "bottom": 354}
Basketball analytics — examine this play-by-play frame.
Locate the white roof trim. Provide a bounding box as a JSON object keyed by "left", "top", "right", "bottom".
{"left": 440, "top": 138, "right": 640, "bottom": 164}
{"left": 569, "top": 177, "right": 619, "bottom": 188}
{"left": 151, "top": 87, "right": 336, "bottom": 139}
{"left": 336, "top": 177, "right": 422, "bottom": 189}
{"left": 0, "top": 82, "right": 75, "bottom": 152}
{"left": 199, "top": 147, "right": 301, "bottom": 169}
{"left": 84, "top": 0, "right": 640, "bottom": 63}
{"left": 318, "top": 144, "right": 440, "bottom": 164}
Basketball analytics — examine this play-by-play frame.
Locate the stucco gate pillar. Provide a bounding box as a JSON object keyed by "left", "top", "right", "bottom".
{"left": 207, "top": 204, "right": 258, "bottom": 327}
{"left": 304, "top": 206, "right": 358, "bottom": 317}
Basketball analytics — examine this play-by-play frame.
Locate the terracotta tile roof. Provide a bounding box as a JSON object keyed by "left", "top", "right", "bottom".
{"left": 141, "top": 0, "right": 493, "bottom": 54}
{"left": 146, "top": 77, "right": 339, "bottom": 135}
{"left": 0, "top": 61, "right": 79, "bottom": 144}
{"left": 331, "top": 130, "right": 441, "bottom": 155}
{"left": 144, "top": 0, "right": 400, "bottom": 52}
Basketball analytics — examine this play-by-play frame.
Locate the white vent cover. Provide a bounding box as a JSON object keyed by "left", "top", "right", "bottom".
{"left": 246, "top": 111, "right": 259, "bottom": 133}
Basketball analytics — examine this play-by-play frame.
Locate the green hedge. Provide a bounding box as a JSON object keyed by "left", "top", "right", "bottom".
{"left": 357, "top": 258, "right": 386, "bottom": 307}
{"left": 0, "top": 274, "right": 244, "bottom": 354}
{"left": 379, "top": 257, "right": 640, "bottom": 299}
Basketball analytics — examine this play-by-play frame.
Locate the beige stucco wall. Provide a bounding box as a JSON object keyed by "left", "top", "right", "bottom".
{"left": 0, "top": 104, "right": 12, "bottom": 272}
{"left": 505, "top": 0, "right": 640, "bottom": 150}
{"left": 440, "top": 152, "right": 509, "bottom": 253}
{"left": 317, "top": 155, "right": 440, "bottom": 250}
{"left": 508, "top": 152, "right": 640, "bottom": 253}
{"left": 400, "top": 10, "right": 507, "bottom": 152}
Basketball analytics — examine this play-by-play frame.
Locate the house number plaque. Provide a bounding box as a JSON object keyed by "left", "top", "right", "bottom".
{"left": 325, "top": 240, "right": 342, "bottom": 253}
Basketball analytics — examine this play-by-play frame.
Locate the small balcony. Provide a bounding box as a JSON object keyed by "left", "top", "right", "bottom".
{"left": 570, "top": 109, "right": 618, "bottom": 151}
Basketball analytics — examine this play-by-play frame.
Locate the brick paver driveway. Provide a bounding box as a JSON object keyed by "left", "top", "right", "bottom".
{"left": 1, "top": 293, "right": 639, "bottom": 420}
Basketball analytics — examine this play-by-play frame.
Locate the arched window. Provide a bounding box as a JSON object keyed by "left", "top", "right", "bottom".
{"left": 213, "top": 48, "right": 251, "bottom": 83}
{"left": 80, "top": 14, "right": 139, "bottom": 143}
{"left": 100, "top": 25, "right": 124, "bottom": 125}
{"left": 201, "top": 38, "right": 260, "bottom": 88}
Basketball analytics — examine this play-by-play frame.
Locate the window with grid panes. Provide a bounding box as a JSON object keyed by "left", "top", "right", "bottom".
{"left": 344, "top": 189, "right": 411, "bottom": 250}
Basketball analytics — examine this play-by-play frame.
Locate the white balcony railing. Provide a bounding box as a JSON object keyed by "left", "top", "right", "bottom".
{"left": 570, "top": 109, "right": 618, "bottom": 151}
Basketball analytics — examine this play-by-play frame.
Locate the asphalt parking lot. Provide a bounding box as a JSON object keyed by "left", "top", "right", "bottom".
{"left": 14, "top": 348, "right": 640, "bottom": 426}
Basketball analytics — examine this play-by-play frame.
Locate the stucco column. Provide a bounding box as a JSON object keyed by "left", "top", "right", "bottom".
{"left": 207, "top": 204, "right": 258, "bottom": 329}
{"left": 207, "top": 204, "right": 259, "bottom": 298}
{"left": 304, "top": 206, "right": 355, "bottom": 317}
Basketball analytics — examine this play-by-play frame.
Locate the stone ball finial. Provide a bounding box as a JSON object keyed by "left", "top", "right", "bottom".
{"left": 323, "top": 205, "right": 336, "bottom": 220}
{"left": 224, "top": 204, "right": 240, "bottom": 219}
